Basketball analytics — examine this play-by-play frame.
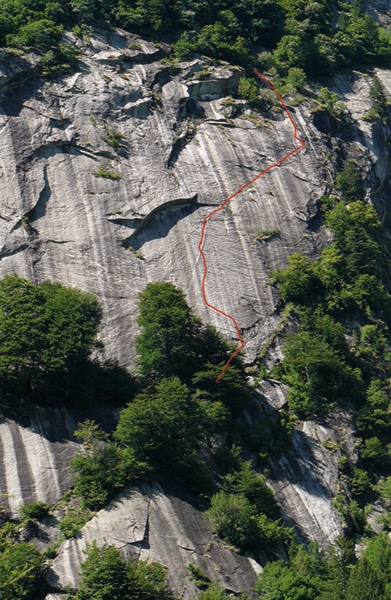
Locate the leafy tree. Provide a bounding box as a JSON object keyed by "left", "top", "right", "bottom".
{"left": 0, "top": 541, "right": 46, "bottom": 600}
{"left": 335, "top": 161, "right": 365, "bottom": 203}
{"left": 280, "top": 330, "right": 363, "bottom": 418}
{"left": 76, "top": 541, "right": 137, "bottom": 600}
{"left": 136, "top": 282, "right": 202, "bottom": 384}
{"left": 0, "top": 275, "right": 101, "bottom": 391}
{"left": 256, "top": 557, "right": 322, "bottom": 600}
{"left": 206, "top": 491, "right": 259, "bottom": 552}
{"left": 191, "top": 362, "right": 251, "bottom": 417}
{"left": 71, "top": 420, "right": 150, "bottom": 510}
{"left": 115, "top": 376, "right": 205, "bottom": 470}
{"left": 76, "top": 541, "right": 174, "bottom": 600}
{"left": 272, "top": 254, "right": 323, "bottom": 304}
{"left": 222, "top": 462, "right": 280, "bottom": 521}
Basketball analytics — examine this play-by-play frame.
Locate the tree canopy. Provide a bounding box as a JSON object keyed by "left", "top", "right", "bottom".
{"left": 0, "top": 274, "right": 102, "bottom": 401}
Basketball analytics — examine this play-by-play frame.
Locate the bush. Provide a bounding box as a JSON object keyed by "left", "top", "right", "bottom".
{"left": 58, "top": 505, "right": 95, "bottom": 538}
{"left": 206, "top": 491, "right": 259, "bottom": 552}
{"left": 71, "top": 420, "right": 151, "bottom": 510}
{"left": 238, "top": 77, "right": 261, "bottom": 108}
{"left": 272, "top": 254, "right": 323, "bottom": 304}
{"left": 20, "top": 502, "right": 50, "bottom": 521}
{"left": 335, "top": 161, "right": 365, "bottom": 202}
{"left": 76, "top": 541, "right": 174, "bottom": 600}
{"left": 115, "top": 377, "right": 205, "bottom": 470}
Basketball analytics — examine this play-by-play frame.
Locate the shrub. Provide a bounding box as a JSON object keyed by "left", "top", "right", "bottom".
{"left": 238, "top": 77, "right": 261, "bottom": 108}
{"left": 335, "top": 161, "right": 365, "bottom": 202}
{"left": 58, "top": 505, "right": 95, "bottom": 538}
{"left": 20, "top": 502, "right": 50, "bottom": 521}
{"left": 115, "top": 377, "right": 205, "bottom": 470}
{"left": 206, "top": 491, "right": 259, "bottom": 552}
{"left": 272, "top": 254, "right": 324, "bottom": 304}
{"left": 92, "top": 165, "right": 122, "bottom": 179}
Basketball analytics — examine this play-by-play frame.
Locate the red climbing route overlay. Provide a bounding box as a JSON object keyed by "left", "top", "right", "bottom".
{"left": 198, "top": 68, "right": 306, "bottom": 382}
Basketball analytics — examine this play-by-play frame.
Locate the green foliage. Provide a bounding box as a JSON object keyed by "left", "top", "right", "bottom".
{"left": 0, "top": 274, "right": 102, "bottom": 404}
{"left": 76, "top": 541, "right": 174, "bottom": 600}
{"left": 280, "top": 330, "right": 363, "bottom": 418}
{"left": 317, "top": 87, "right": 351, "bottom": 122}
{"left": 364, "top": 74, "right": 390, "bottom": 123}
{"left": 0, "top": 0, "right": 389, "bottom": 81}
{"left": 191, "top": 362, "right": 251, "bottom": 417}
{"left": 335, "top": 160, "right": 365, "bottom": 203}
{"left": 115, "top": 377, "right": 205, "bottom": 470}
{"left": 266, "top": 523, "right": 391, "bottom": 600}
{"left": 345, "top": 535, "right": 391, "bottom": 600}
{"left": 92, "top": 165, "right": 122, "bottom": 179}
{"left": 198, "top": 582, "right": 231, "bottom": 600}
{"left": 272, "top": 253, "right": 323, "bottom": 304}
{"left": 19, "top": 501, "right": 50, "bottom": 521}
{"left": 207, "top": 464, "right": 290, "bottom": 555}
{"left": 206, "top": 491, "right": 259, "bottom": 552}
{"left": 71, "top": 420, "right": 150, "bottom": 510}
{"left": 0, "top": 538, "right": 46, "bottom": 599}
{"left": 271, "top": 185, "right": 391, "bottom": 424}
{"left": 222, "top": 462, "right": 280, "bottom": 521}
{"left": 136, "top": 282, "right": 241, "bottom": 386}
{"left": 187, "top": 563, "right": 210, "bottom": 590}
{"left": 102, "top": 128, "right": 126, "bottom": 151}
{"left": 254, "top": 228, "right": 280, "bottom": 243}
{"left": 7, "top": 19, "right": 63, "bottom": 50}
{"left": 136, "top": 282, "right": 201, "bottom": 383}
{"left": 58, "top": 505, "right": 95, "bottom": 538}
{"left": 350, "top": 468, "right": 373, "bottom": 501}
{"left": 238, "top": 77, "right": 261, "bottom": 108}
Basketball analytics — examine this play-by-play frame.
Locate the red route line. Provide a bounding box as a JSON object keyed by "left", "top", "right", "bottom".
{"left": 198, "top": 68, "right": 306, "bottom": 382}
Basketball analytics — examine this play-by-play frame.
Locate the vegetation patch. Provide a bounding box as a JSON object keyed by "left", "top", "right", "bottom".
{"left": 92, "top": 165, "right": 122, "bottom": 180}
{"left": 253, "top": 228, "right": 280, "bottom": 243}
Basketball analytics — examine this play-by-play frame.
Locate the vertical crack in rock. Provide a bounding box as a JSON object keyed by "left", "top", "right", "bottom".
{"left": 26, "top": 164, "right": 51, "bottom": 224}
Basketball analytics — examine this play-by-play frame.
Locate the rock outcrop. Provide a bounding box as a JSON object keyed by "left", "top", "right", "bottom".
{"left": 48, "top": 483, "right": 261, "bottom": 598}
{"left": 0, "top": 26, "right": 390, "bottom": 598}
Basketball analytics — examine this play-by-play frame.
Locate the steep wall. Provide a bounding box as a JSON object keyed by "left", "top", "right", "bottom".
{"left": 0, "top": 27, "right": 390, "bottom": 597}
{"left": 0, "top": 29, "right": 329, "bottom": 369}
{"left": 48, "top": 483, "right": 262, "bottom": 598}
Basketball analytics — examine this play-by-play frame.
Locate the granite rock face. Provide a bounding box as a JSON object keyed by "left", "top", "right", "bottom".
{"left": 0, "top": 27, "right": 390, "bottom": 597}
{"left": 48, "top": 483, "right": 262, "bottom": 598}
{"left": 0, "top": 408, "right": 78, "bottom": 515}
{"left": 0, "top": 29, "right": 330, "bottom": 368}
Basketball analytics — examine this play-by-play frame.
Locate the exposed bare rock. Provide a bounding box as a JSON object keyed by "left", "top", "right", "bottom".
{"left": 0, "top": 30, "right": 388, "bottom": 583}
{"left": 48, "top": 483, "right": 262, "bottom": 598}
{"left": 0, "top": 408, "right": 79, "bottom": 515}
{"left": 268, "top": 417, "right": 348, "bottom": 548}
{"left": 0, "top": 31, "right": 329, "bottom": 369}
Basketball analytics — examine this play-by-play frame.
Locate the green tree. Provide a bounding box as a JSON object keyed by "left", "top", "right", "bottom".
{"left": 0, "top": 275, "right": 102, "bottom": 400}
{"left": 272, "top": 254, "right": 323, "bottom": 304}
{"left": 71, "top": 420, "right": 150, "bottom": 510}
{"left": 135, "top": 282, "right": 202, "bottom": 383}
{"left": 280, "top": 331, "right": 363, "bottom": 418}
{"left": 76, "top": 541, "right": 135, "bottom": 600}
{"left": 223, "top": 462, "right": 280, "bottom": 521}
{"left": 335, "top": 161, "right": 365, "bottom": 203}
{"left": 115, "top": 376, "right": 205, "bottom": 470}
{"left": 77, "top": 541, "right": 174, "bottom": 600}
{"left": 206, "top": 491, "right": 259, "bottom": 552}
{"left": 0, "top": 541, "right": 45, "bottom": 600}
{"left": 256, "top": 558, "right": 322, "bottom": 600}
